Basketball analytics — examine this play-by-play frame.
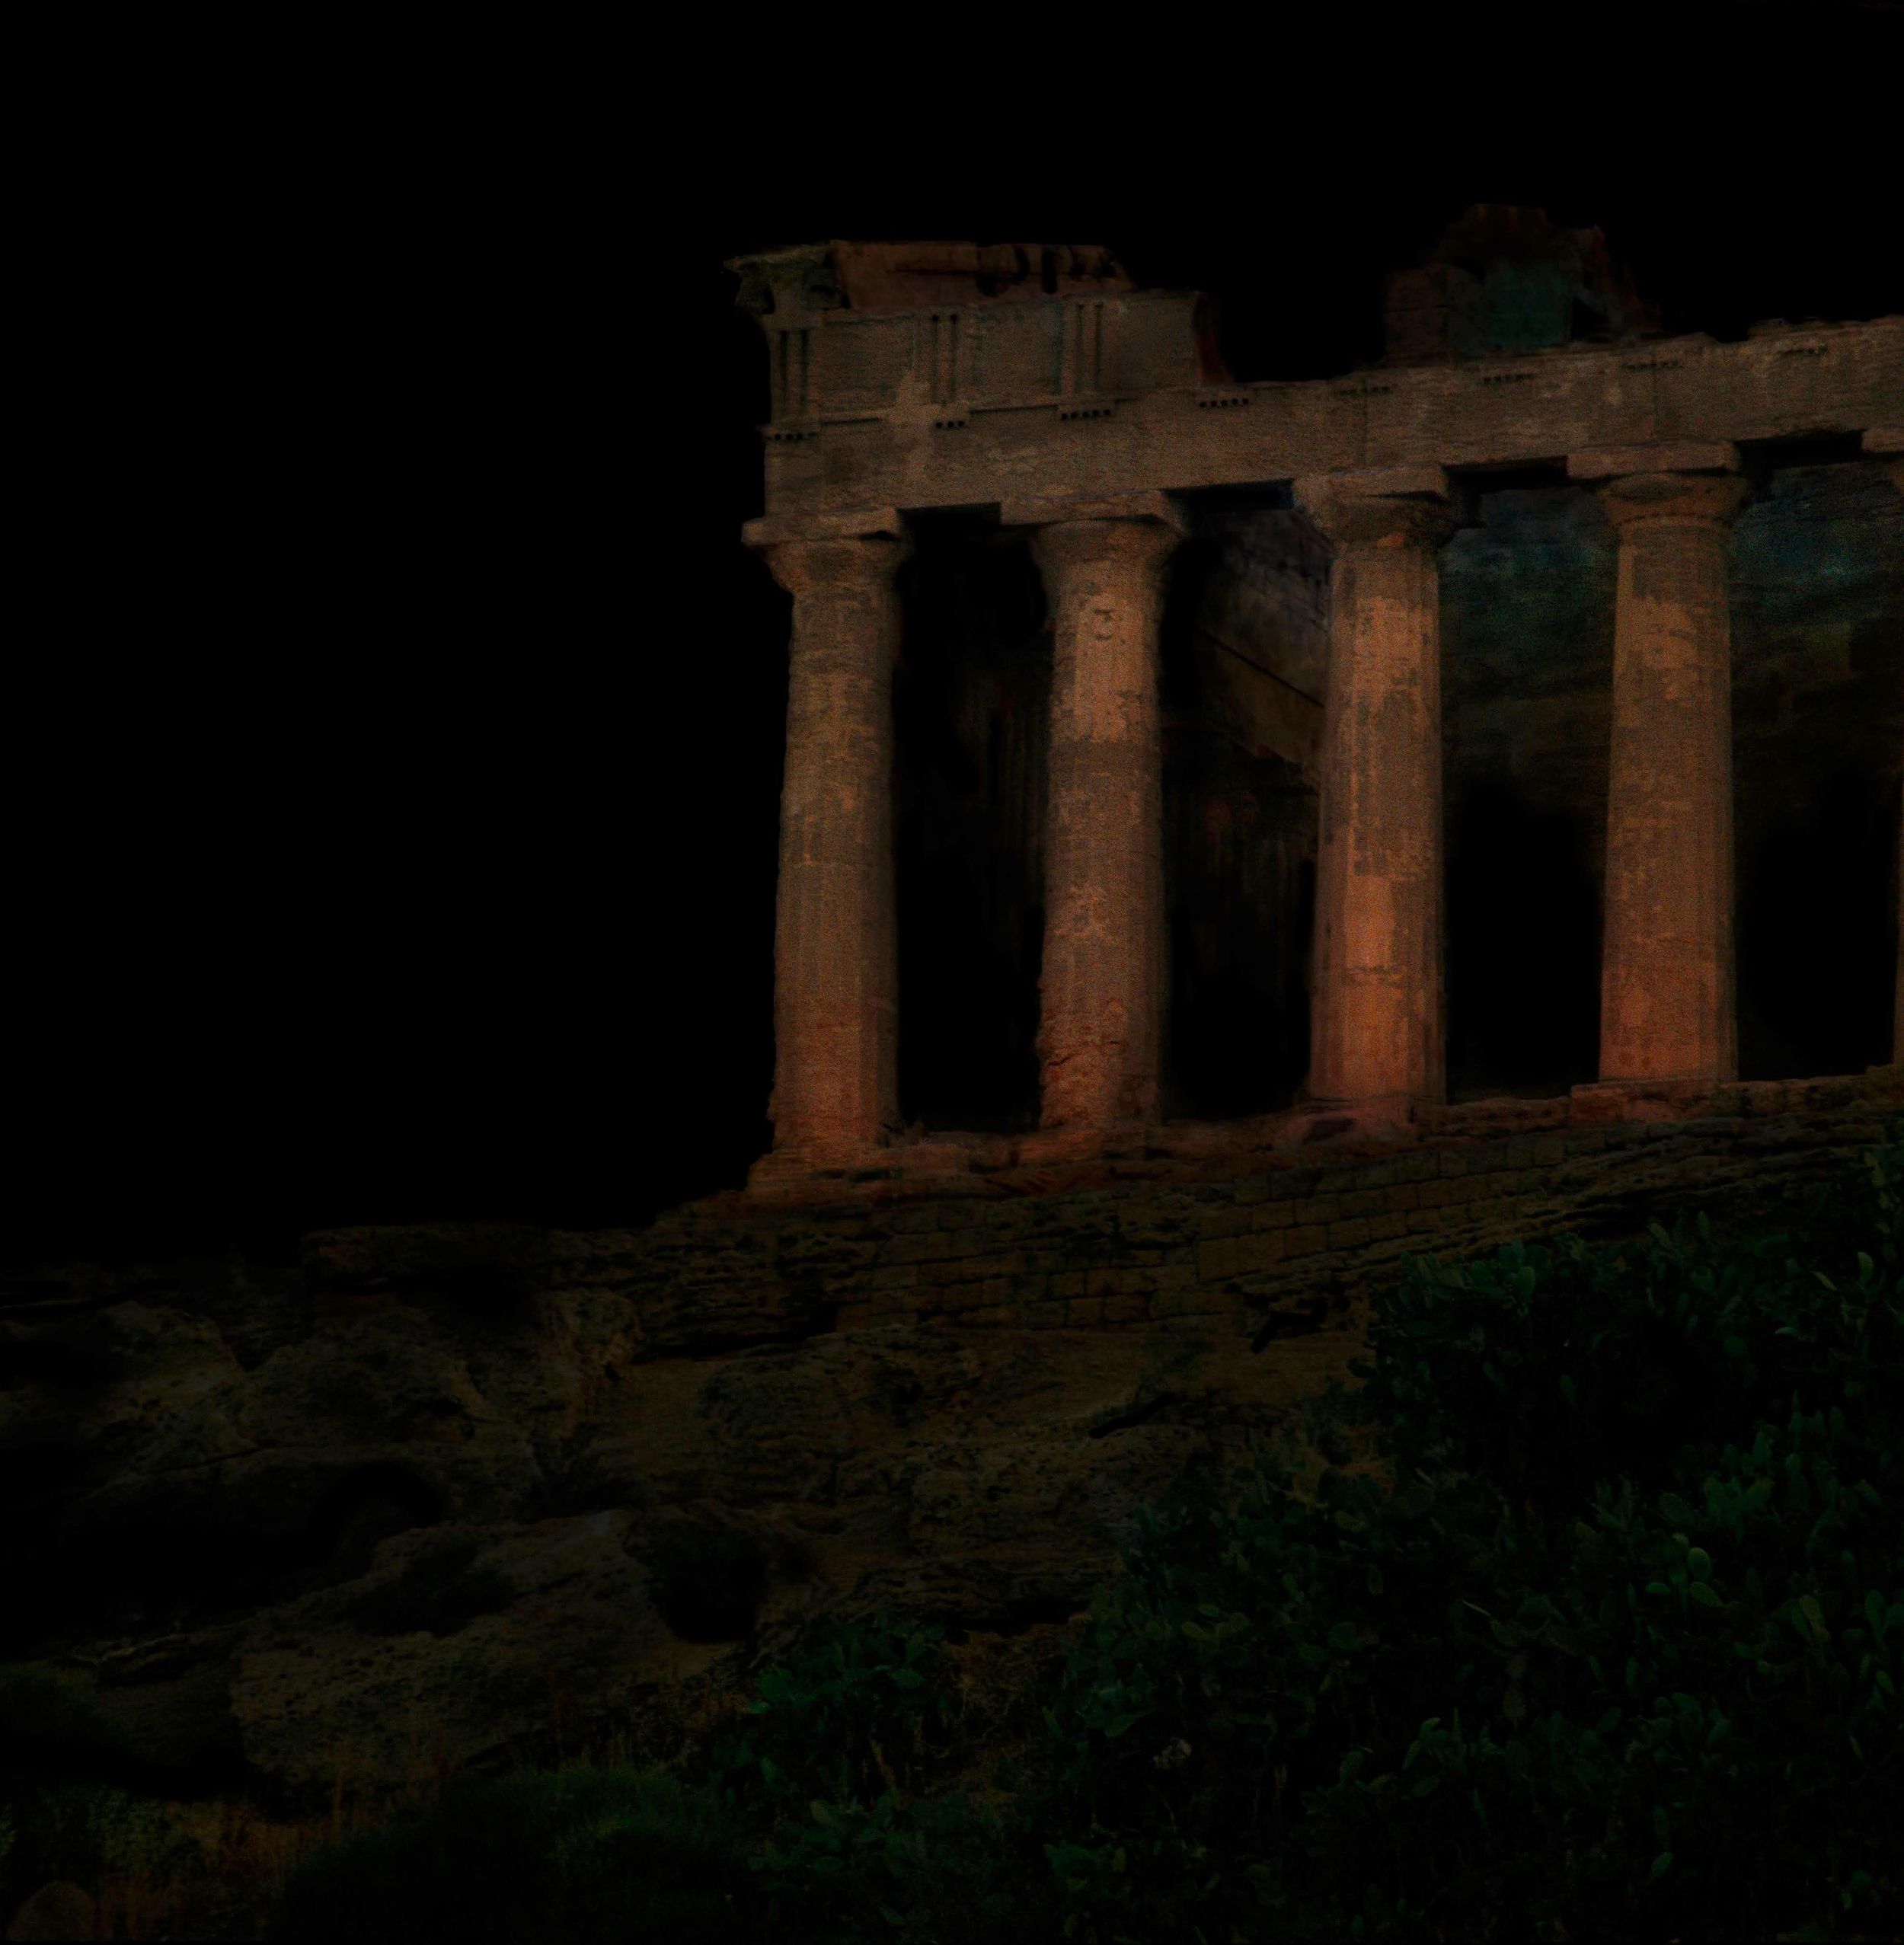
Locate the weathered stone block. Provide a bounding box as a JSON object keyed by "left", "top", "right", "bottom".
{"left": 883, "top": 1232, "right": 954, "bottom": 1265}
{"left": 1198, "top": 1238, "right": 1243, "bottom": 1281}
{"left": 1199, "top": 1206, "right": 1254, "bottom": 1240}
{"left": 1233, "top": 1232, "right": 1288, "bottom": 1275}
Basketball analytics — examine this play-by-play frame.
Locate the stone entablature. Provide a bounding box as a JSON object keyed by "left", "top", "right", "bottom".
{"left": 746, "top": 306, "right": 1901, "bottom": 516}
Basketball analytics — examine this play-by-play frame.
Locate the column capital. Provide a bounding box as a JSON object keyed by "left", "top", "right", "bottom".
{"left": 998, "top": 488, "right": 1190, "bottom": 536}
{"left": 1020, "top": 516, "right": 1185, "bottom": 584}
{"left": 1292, "top": 465, "right": 1458, "bottom": 552}
{"left": 745, "top": 510, "right": 912, "bottom": 597}
{"left": 743, "top": 506, "right": 908, "bottom": 548}
{"left": 1568, "top": 442, "right": 1748, "bottom": 529}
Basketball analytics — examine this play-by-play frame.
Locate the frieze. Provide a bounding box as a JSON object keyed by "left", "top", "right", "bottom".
{"left": 742, "top": 315, "right": 1904, "bottom": 518}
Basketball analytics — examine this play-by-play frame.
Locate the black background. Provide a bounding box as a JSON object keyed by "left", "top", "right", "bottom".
{"left": 10, "top": 2, "right": 1900, "bottom": 1266}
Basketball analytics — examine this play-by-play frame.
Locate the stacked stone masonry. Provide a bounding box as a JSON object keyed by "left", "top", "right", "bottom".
{"left": 637, "top": 1069, "right": 1904, "bottom": 1347}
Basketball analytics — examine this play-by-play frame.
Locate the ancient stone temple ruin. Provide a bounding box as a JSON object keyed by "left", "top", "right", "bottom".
{"left": 5, "top": 223, "right": 1901, "bottom": 1869}
{"left": 730, "top": 218, "right": 1904, "bottom": 1191}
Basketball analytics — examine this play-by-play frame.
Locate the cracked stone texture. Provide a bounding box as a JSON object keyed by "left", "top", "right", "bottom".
{"left": 0, "top": 1236, "right": 1343, "bottom": 1818}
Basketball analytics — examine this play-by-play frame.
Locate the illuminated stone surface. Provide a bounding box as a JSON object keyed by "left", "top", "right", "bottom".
{"left": 731, "top": 227, "right": 1902, "bottom": 1164}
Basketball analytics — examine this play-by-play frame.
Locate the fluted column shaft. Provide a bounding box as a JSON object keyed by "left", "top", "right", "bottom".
{"left": 1883, "top": 448, "right": 1904, "bottom": 1065}
{"left": 1011, "top": 498, "right": 1184, "bottom": 1129}
{"left": 1293, "top": 469, "right": 1458, "bottom": 1110}
{"left": 1574, "top": 452, "right": 1748, "bottom": 1083}
{"left": 752, "top": 524, "right": 911, "bottom": 1157}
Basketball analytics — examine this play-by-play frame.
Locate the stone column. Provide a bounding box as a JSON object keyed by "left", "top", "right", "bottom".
{"left": 1002, "top": 490, "right": 1187, "bottom": 1132}
{"left": 1893, "top": 457, "right": 1904, "bottom": 1068}
{"left": 745, "top": 509, "right": 912, "bottom": 1163}
{"left": 1874, "top": 431, "right": 1904, "bottom": 1063}
{"left": 1291, "top": 467, "right": 1459, "bottom": 1115}
{"left": 1568, "top": 443, "right": 1748, "bottom": 1085}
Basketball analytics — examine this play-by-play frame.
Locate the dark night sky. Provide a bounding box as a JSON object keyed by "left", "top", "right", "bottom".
{"left": 9, "top": 3, "right": 1899, "bottom": 1268}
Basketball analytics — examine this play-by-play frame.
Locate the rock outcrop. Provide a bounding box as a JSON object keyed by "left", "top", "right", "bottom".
{"left": 2, "top": 1071, "right": 1898, "bottom": 1824}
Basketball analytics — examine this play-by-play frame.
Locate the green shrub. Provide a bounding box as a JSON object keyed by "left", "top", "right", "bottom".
{"left": 691, "top": 1607, "right": 964, "bottom": 1812}
{"left": 1004, "top": 1123, "right": 1904, "bottom": 1943}
{"left": 683, "top": 1607, "right": 1050, "bottom": 1941}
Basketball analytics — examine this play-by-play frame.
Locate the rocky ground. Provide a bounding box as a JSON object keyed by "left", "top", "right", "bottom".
{"left": 2, "top": 1069, "right": 1898, "bottom": 1934}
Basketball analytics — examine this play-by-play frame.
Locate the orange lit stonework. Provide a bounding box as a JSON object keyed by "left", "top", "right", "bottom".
{"left": 732, "top": 241, "right": 1904, "bottom": 1188}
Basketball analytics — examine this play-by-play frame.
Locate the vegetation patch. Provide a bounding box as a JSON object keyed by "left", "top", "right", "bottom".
{"left": 264, "top": 1764, "right": 756, "bottom": 1943}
